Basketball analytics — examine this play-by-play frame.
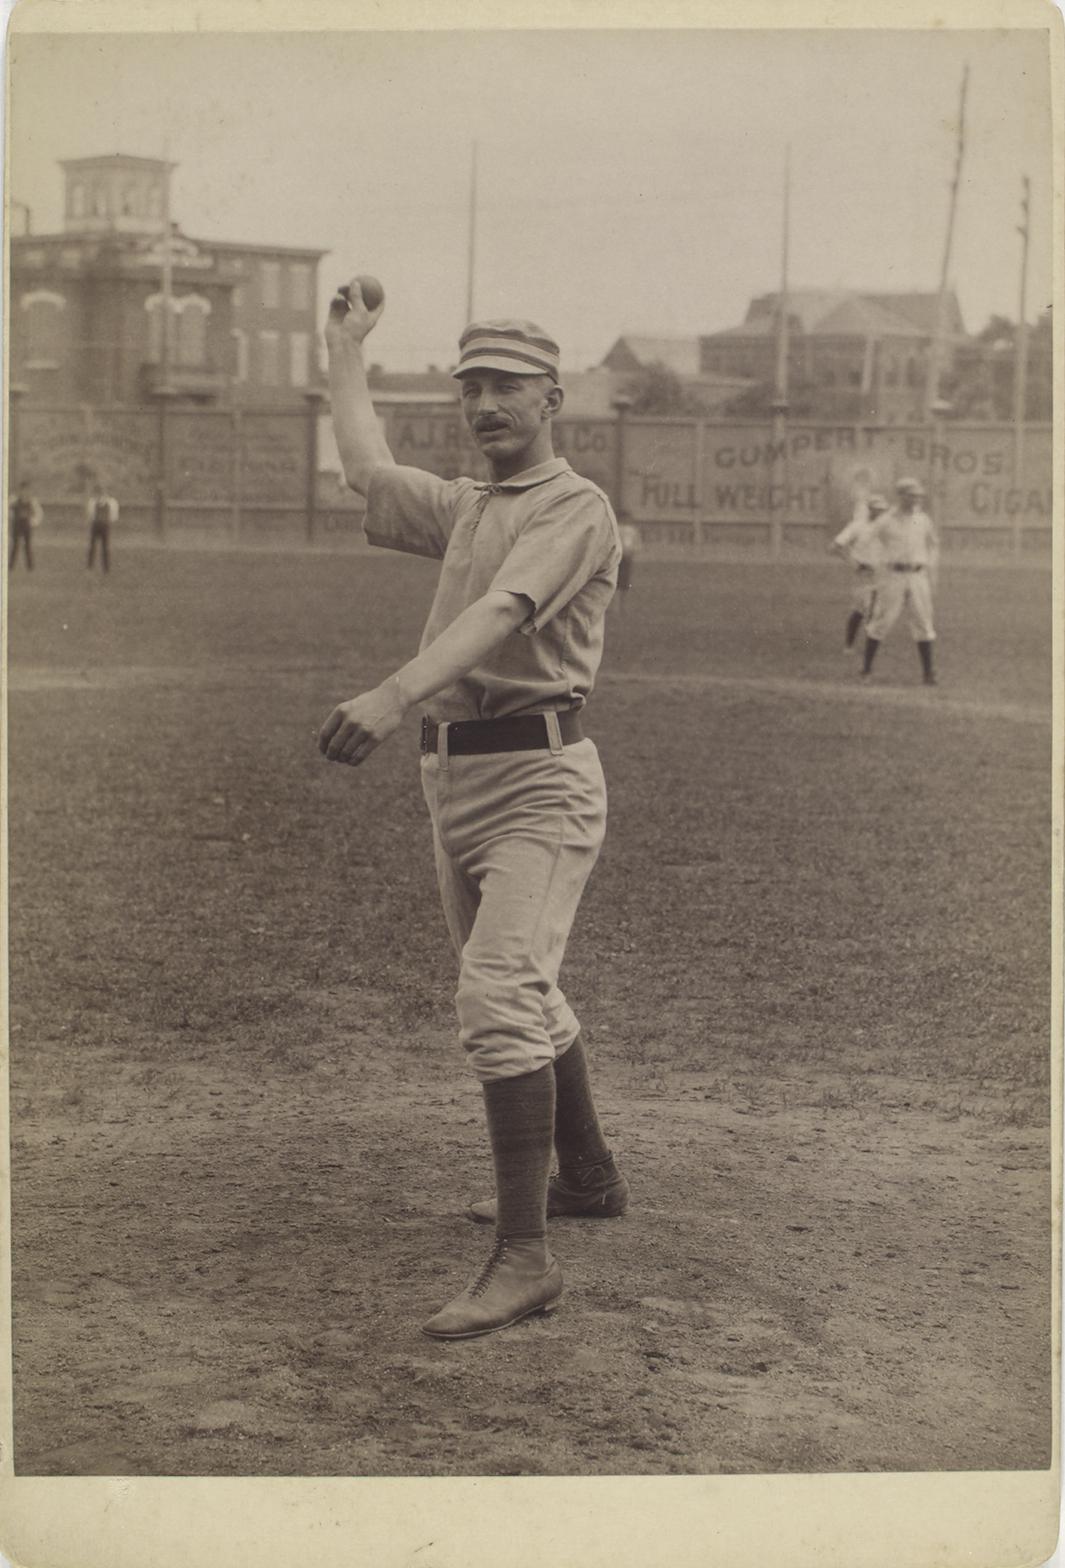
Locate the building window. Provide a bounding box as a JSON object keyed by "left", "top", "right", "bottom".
{"left": 260, "top": 260, "right": 281, "bottom": 309}
{"left": 71, "top": 184, "right": 86, "bottom": 218}
{"left": 289, "top": 263, "right": 312, "bottom": 311}
{"left": 177, "top": 295, "right": 211, "bottom": 367}
{"left": 144, "top": 294, "right": 182, "bottom": 363}
{"left": 289, "top": 331, "right": 310, "bottom": 387}
{"left": 232, "top": 329, "right": 249, "bottom": 383}
{"left": 259, "top": 330, "right": 280, "bottom": 385}
{"left": 232, "top": 284, "right": 243, "bottom": 309}
{"left": 20, "top": 290, "right": 66, "bottom": 369}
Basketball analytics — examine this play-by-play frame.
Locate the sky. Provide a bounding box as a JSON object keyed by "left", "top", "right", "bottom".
{"left": 4, "top": 21, "right": 1057, "bottom": 373}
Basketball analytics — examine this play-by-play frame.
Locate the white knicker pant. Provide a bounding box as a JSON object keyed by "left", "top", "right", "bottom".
{"left": 850, "top": 565, "right": 877, "bottom": 618}
{"left": 420, "top": 737, "right": 607, "bottom": 1083}
{"left": 866, "top": 569, "right": 936, "bottom": 641}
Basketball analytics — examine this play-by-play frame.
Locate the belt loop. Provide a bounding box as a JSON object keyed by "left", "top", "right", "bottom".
{"left": 544, "top": 711, "right": 564, "bottom": 755}
{"left": 437, "top": 720, "right": 450, "bottom": 772}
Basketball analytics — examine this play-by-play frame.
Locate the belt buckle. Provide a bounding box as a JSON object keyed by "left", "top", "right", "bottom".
{"left": 543, "top": 712, "right": 564, "bottom": 754}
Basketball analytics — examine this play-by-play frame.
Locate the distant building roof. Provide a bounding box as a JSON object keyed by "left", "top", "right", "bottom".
{"left": 61, "top": 153, "right": 177, "bottom": 169}
{"left": 11, "top": 226, "right": 327, "bottom": 261}
{"left": 707, "top": 288, "right": 966, "bottom": 342}
{"left": 863, "top": 291, "right": 966, "bottom": 337}
{"left": 197, "top": 235, "right": 328, "bottom": 259}
{"left": 815, "top": 295, "right": 927, "bottom": 338}
{"left": 600, "top": 335, "right": 702, "bottom": 377}
{"left": 562, "top": 366, "right": 753, "bottom": 418}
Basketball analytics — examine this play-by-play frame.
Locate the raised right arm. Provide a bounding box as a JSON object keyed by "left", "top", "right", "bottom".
{"left": 324, "top": 280, "right": 396, "bottom": 499}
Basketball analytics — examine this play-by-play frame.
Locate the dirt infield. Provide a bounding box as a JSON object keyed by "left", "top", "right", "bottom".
{"left": 5, "top": 546, "right": 1053, "bottom": 1476}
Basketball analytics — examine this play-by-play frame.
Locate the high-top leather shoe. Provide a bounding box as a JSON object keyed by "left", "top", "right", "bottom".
{"left": 421, "top": 1238, "right": 563, "bottom": 1340}
{"left": 466, "top": 1157, "right": 630, "bottom": 1225}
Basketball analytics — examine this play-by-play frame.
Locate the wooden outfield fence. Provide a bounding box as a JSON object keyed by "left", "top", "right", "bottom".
{"left": 8, "top": 394, "right": 1053, "bottom": 554}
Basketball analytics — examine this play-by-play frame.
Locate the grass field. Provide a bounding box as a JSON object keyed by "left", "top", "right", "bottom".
{"left": 5, "top": 540, "right": 1055, "bottom": 1477}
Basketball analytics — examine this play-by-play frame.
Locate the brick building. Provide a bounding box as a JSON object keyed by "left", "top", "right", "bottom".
{"left": 9, "top": 154, "right": 326, "bottom": 406}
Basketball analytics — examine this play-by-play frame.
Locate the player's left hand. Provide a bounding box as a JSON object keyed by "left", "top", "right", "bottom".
{"left": 318, "top": 679, "right": 407, "bottom": 767}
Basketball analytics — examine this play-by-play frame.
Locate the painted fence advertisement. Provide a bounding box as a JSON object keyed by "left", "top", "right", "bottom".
{"left": 378, "top": 410, "right": 1052, "bottom": 545}
{"left": 625, "top": 421, "right": 1053, "bottom": 543}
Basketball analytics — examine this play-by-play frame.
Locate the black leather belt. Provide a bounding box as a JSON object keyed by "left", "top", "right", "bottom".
{"left": 421, "top": 710, "right": 584, "bottom": 756}
{"left": 890, "top": 563, "right": 924, "bottom": 573}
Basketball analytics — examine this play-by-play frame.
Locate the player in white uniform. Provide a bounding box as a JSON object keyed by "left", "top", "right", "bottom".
{"left": 830, "top": 491, "right": 889, "bottom": 651}
{"left": 860, "top": 477, "right": 939, "bottom": 686}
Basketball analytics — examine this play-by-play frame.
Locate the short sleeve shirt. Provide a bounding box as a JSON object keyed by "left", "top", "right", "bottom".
{"left": 365, "top": 456, "right": 620, "bottom": 723}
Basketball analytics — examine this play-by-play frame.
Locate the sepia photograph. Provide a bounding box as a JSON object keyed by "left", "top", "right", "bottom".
{"left": 2, "top": 2, "right": 1061, "bottom": 1564}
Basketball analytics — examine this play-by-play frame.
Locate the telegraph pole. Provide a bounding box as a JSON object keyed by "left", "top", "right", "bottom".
{"left": 465, "top": 141, "right": 478, "bottom": 327}
{"left": 160, "top": 151, "right": 174, "bottom": 392}
{"left": 1011, "top": 176, "right": 1031, "bottom": 530}
{"left": 924, "top": 64, "right": 969, "bottom": 421}
{"left": 770, "top": 144, "right": 791, "bottom": 561}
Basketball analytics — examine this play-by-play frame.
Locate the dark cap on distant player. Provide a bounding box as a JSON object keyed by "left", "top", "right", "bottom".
{"left": 453, "top": 320, "right": 561, "bottom": 382}
{"left": 895, "top": 476, "right": 926, "bottom": 497}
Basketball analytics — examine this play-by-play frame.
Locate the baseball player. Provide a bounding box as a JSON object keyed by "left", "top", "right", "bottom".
{"left": 319, "top": 280, "right": 629, "bottom": 1341}
{"left": 830, "top": 491, "right": 889, "bottom": 650}
{"left": 860, "top": 477, "right": 939, "bottom": 685}
{"left": 8, "top": 478, "right": 42, "bottom": 570}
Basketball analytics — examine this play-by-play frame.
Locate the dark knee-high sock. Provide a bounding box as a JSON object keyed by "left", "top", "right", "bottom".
{"left": 862, "top": 635, "right": 879, "bottom": 674}
{"left": 482, "top": 1064, "right": 556, "bottom": 1240}
{"left": 845, "top": 610, "right": 863, "bottom": 647}
{"left": 917, "top": 640, "right": 934, "bottom": 678}
{"left": 552, "top": 1034, "right": 612, "bottom": 1172}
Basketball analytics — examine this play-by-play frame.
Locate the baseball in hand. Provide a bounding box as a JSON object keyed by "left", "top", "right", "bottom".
{"left": 338, "top": 275, "right": 385, "bottom": 312}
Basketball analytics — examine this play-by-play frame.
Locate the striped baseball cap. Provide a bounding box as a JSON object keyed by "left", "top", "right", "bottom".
{"left": 453, "top": 319, "right": 561, "bottom": 382}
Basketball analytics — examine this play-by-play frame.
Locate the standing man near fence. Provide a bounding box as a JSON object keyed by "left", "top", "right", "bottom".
{"left": 860, "top": 477, "right": 939, "bottom": 686}
{"left": 86, "top": 480, "right": 119, "bottom": 574}
{"left": 318, "top": 279, "right": 628, "bottom": 1341}
{"left": 8, "top": 478, "right": 43, "bottom": 571}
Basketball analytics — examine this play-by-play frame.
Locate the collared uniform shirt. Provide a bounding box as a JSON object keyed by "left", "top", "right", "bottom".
{"left": 365, "top": 456, "right": 620, "bottom": 723}
{"left": 868, "top": 506, "right": 939, "bottom": 569}
{"left": 833, "top": 503, "right": 882, "bottom": 570}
